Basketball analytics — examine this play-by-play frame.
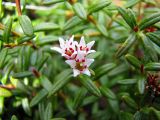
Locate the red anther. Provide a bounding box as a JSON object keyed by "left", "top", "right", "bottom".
{"left": 70, "top": 42, "right": 72, "bottom": 45}
{"left": 65, "top": 49, "right": 67, "bottom": 51}
{"left": 74, "top": 54, "right": 77, "bottom": 59}
{"left": 86, "top": 48, "right": 89, "bottom": 52}
{"left": 71, "top": 50, "right": 74, "bottom": 53}
{"left": 76, "top": 59, "right": 79, "bottom": 62}
{"left": 84, "top": 65, "right": 87, "bottom": 68}
{"left": 82, "top": 59, "right": 85, "bottom": 62}
{"left": 80, "top": 46, "right": 83, "bottom": 50}
{"left": 69, "top": 48, "right": 73, "bottom": 50}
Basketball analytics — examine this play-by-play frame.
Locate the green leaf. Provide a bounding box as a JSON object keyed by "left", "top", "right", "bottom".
{"left": 10, "top": 77, "right": 30, "bottom": 94}
{"left": 122, "top": 95, "right": 138, "bottom": 109}
{"left": 30, "top": 89, "right": 48, "bottom": 107}
{"left": 124, "top": 0, "right": 140, "bottom": 8}
{"left": 128, "top": 9, "right": 137, "bottom": 27}
{"left": 51, "top": 118, "right": 66, "bottom": 120}
{"left": 0, "top": 0, "right": 3, "bottom": 18}
{"left": 108, "top": 99, "right": 119, "bottom": 114}
{"left": 95, "top": 63, "right": 116, "bottom": 79}
{"left": 43, "top": 0, "right": 64, "bottom": 5}
{"left": 119, "top": 111, "right": 134, "bottom": 120}
{"left": 87, "top": 51, "right": 101, "bottom": 59}
{"left": 134, "top": 111, "right": 142, "bottom": 120}
{"left": 73, "top": 3, "right": 87, "bottom": 20}
{"left": 22, "top": 98, "right": 32, "bottom": 116}
{"left": 0, "top": 87, "right": 12, "bottom": 97}
{"left": 54, "top": 69, "right": 72, "bottom": 83}
{"left": 137, "top": 77, "right": 145, "bottom": 94}
{"left": 34, "top": 22, "right": 59, "bottom": 32}
{"left": 96, "top": 24, "right": 108, "bottom": 37}
{"left": 116, "top": 33, "right": 136, "bottom": 57}
{"left": 0, "top": 48, "right": 8, "bottom": 68}
{"left": 39, "top": 76, "right": 53, "bottom": 91}
{"left": 141, "top": 33, "right": 158, "bottom": 61}
{"left": 73, "top": 88, "right": 87, "bottom": 109}
{"left": 146, "top": 32, "right": 160, "bottom": 47}
{"left": 79, "top": 75, "right": 101, "bottom": 97}
{"left": 65, "top": 98, "right": 76, "bottom": 115}
{"left": 100, "top": 86, "right": 116, "bottom": 99}
{"left": 17, "top": 35, "right": 35, "bottom": 44}
{"left": 37, "top": 36, "right": 58, "bottom": 45}
{"left": 48, "top": 69, "right": 72, "bottom": 97}
{"left": 39, "top": 102, "right": 45, "bottom": 120}
{"left": 12, "top": 71, "right": 33, "bottom": 79}
{"left": 117, "top": 79, "right": 137, "bottom": 84}
{"left": 19, "top": 15, "right": 34, "bottom": 36}
{"left": 63, "top": 16, "right": 82, "bottom": 31}
{"left": 144, "top": 62, "right": 160, "bottom": 71}
{"left": 125, "top": 54, "right": 141, "bottom": 69}
{"left": 150, "top": 107, "right": 160, "bottom": 120}
{"left": 3, "top": 17, "right": 12, "bottom": 43}
{"left": 37, "top": 54, "right": 49, "bottom": 70}
{"left": 139, "top": 12, "right": 160, "bottom": 30}
{"left": 88, "top": 0, "right": 111, "bottom": 14}
{"left": 44, "top": 102, "right": 53, "bottom": 120}
{"left": 117, "top": 7, "right": 135, "bottom": 29}
{"left": 0, "top": 97, "right": 4, "bottom": 114}
{"left": 108, "top": 64, "right": 128, "bottom": 77}
{"left": 11, "top": 115, "right": 18, "bottom": 120}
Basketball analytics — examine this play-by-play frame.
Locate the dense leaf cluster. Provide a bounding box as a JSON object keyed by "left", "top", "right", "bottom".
{"left": 0, "top": 0, "right": 160, "bottom": 120}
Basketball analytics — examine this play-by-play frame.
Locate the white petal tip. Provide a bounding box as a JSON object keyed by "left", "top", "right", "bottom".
{"left": 73, "top": 69, "right": 80, "bottom": 77}
{"left": 50, "top": 47, "right": 62, "bottom": 53}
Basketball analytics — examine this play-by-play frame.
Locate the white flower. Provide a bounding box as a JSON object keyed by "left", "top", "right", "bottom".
{"left": 65, "top": 58, "right": 94, "bottom": 77}
{"left": 51, "top": 35, "right": 96, "bottom": 77}
{"left": 76, "top": 36, "right": 96, "bottom": 54}
{"left": 51, "top": 35, "right": 77, "bottom": 59}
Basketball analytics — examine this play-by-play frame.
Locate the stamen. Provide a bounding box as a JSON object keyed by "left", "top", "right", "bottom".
{"left": 82, "top": 59, "right": 85, "bottom": 62}
{"left": 80, "top": 46, "right": 83, "bottom": 50}
{"left": 69, "top": 48, "right": 73, "bottom": 50}
{"left": 76, "top": 59, "right": 79, "bottom": 62}
{"left": 86, "top": 48, "right": 89, "bottom": 52}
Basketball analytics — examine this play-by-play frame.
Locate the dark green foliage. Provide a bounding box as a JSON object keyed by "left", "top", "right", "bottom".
{"left": 0, "top": 0, "right": 160, "bottom": 120}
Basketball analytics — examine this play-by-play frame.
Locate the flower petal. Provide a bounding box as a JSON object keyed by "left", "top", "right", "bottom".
{"left": 71, "top": 51, "right": 77, "bottom": 58}
{"left": 59, "top": 37, "right": 65, "bottom": 48}
{"left": 87, "top": 50, "right": 96, "bottom": 54}
{"left": 50, "top": 47, "right": 62, "bottom": 54}
{"left": 62, "top": 54, "right": 70, "bottom": 59}
{"left": 85, "top": 59, "right": 94, "bottom": 67}
{"left": 82, "top": 68, "right": 91, "bottom": 76}
{"left": 76, "top": 51, "right": 86, "bottom": 61}
{"left": 69, "top": 35, "right": 74, "bottom": 43}
{"left": 65, "top": 60, "right": 76, "bottom": 68}
{"left": 73, "top": 69, "right": 80, "bottom": 77}
{"left": 87, "top": 41, "right": 95, "bottom": 49}
{"left": 79, "top": 36, "right": 86, "bottom": 47}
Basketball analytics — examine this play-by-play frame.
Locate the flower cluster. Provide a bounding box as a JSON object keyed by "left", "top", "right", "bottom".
{"left": 146, "top": 74, "right": 160, "bottom": 96}
{"left": 51, "top": 36, "right": 95, "bottom": 77}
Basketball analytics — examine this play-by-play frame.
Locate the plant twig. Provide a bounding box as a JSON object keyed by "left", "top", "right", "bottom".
{"left": 15, "top": 0, "right": 22, "bottom": 16}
